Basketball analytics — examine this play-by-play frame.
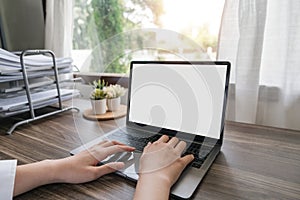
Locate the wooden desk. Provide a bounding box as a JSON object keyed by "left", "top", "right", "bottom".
{"left": 0, "top": 99, "right": 299, "bottom": 200}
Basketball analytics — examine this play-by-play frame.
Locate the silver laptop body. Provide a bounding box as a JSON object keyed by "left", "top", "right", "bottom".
{"left": 71, "top": 61, "right": 231, "bottom": 199}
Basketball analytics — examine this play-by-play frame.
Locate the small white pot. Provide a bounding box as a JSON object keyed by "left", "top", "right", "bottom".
{"left": 107, "top": 97, "right": 121, "bottom": 111}
{"left": 91, "top": 99, "right": 107, "bottom": 115}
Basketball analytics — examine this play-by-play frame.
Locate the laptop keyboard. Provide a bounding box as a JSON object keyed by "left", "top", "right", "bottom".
{"left": 182, "top": 143, "right": 212, "bottom": 168}
{"left": 106, "top": 129, "right": 213, "bottom": 168}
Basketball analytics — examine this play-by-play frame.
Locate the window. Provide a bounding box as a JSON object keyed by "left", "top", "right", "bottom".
{"left": 72, "top": 0, "right": 225, "bottom": 74}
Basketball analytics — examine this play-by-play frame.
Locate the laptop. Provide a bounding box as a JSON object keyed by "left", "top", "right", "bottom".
{"left": 71, "top": 61, "right": 231, "bottom": 199}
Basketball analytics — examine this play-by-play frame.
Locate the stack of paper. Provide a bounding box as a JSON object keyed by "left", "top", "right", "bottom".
{"left": 0, "top": 89, "right": 80, "bottom": 117}
{"left": 0, "top": 48, "right": 78, "bottom": 118}
{"left": 0, "top": 48, "right": 73, "bottom": 82}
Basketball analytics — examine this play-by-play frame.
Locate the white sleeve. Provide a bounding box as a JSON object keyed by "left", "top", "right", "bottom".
{"left": 0, "top": 160, "right": 17, "bottom": 200}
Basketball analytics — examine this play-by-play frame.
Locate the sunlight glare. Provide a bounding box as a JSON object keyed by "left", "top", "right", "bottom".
{"left": 161, "top": 0, "right": 225, "bottom": 35}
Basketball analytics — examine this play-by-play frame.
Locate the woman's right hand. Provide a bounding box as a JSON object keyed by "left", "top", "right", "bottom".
{"left": 134, "top": 135, "right": 194, "bottom": 200}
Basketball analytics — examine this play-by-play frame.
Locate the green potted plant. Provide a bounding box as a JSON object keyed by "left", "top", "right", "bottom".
{"left": 90, "top": 80, "right": 107, "bottom": 115}
{"left": 104, "top": 84, "right": 126, "bottom": 111}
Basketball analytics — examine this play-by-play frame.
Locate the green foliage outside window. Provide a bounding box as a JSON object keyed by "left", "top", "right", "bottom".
{"left": 91, "top": 0, "right": 126, "bottom": 73}
{"left": 73, "top": 0, "right": 219, "bottom": 73}
{"left": 73, "top": 0, "right": 165, "bottom": 73}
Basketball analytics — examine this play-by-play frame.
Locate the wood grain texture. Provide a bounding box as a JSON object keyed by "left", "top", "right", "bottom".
{"left": 0, "top": 99, "right": 299, "bottom": 200}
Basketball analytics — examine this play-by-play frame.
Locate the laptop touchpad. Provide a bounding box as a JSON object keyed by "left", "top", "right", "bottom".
{"left": 102, "top": 151, "right": 142, "bottom": 179}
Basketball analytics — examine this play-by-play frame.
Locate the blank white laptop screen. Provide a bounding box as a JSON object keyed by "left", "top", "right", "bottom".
{"left": 129, "top": 63, "right": 227, "bottom": 139}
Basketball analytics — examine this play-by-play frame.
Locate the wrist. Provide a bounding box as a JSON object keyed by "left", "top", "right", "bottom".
{"left": 46, "top": 158, "right": 68, "bottom": 183}
{"left": 139, "top": 172, "right": 172, "bottom": 188}
{"left": 134, "top": 172, "right": 172, "bottom": 200}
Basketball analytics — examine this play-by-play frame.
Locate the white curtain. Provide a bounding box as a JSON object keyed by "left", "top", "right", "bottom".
{"left": 45, "top": 0, "right": 73, "bottom": 57}
{"left": 218, "top": 0, "right": 300, "bottom": 130}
